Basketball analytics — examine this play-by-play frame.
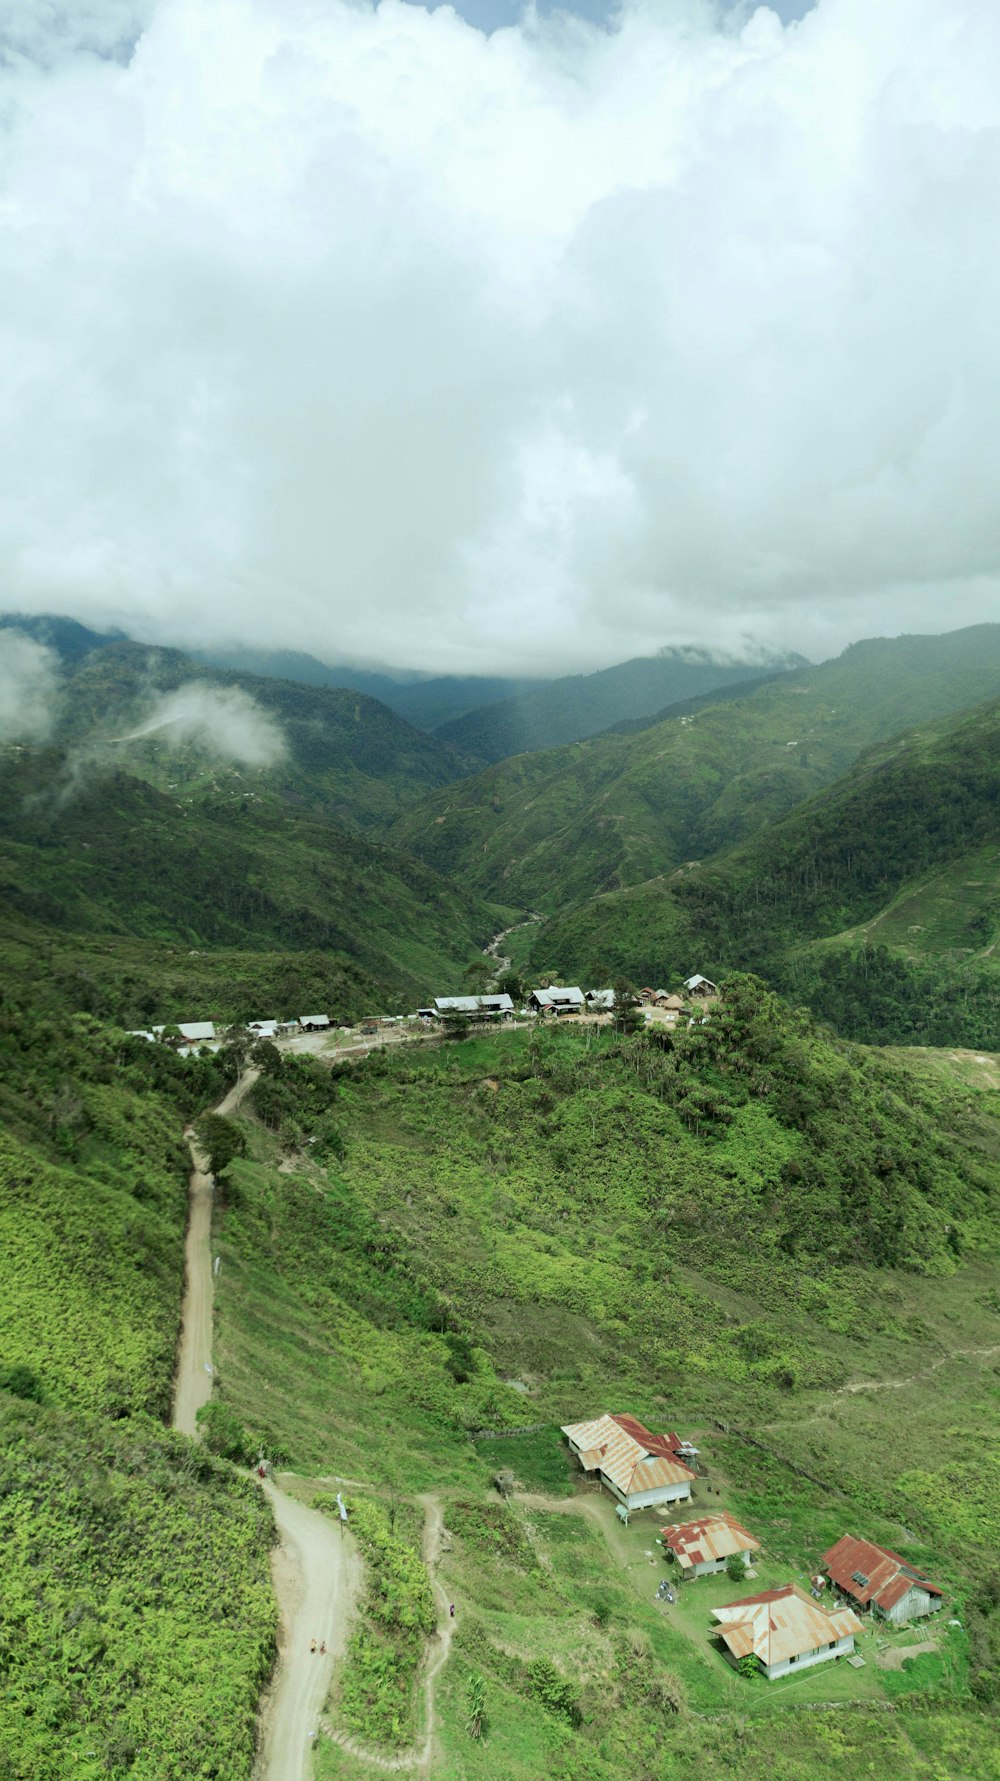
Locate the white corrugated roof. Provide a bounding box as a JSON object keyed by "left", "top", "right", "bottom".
{"left": 712, "top": 1586, "right": 860, "bottom": 1665}
{"left": 178, "top": 1021, "right": 215, "bottom": 1042}
{"left": 434, "top": 995, "right": 514, "bottom": 1014}
{"left": 563, "top": 1413, "right": 695, "bottom": 1498}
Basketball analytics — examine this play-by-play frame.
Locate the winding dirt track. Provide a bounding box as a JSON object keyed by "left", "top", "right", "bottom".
{"left": 171, "top": 1067, "right": 360, "bottom": 1781}
{"left": 171, "top": 1068, "right": 258, "bottom": 1436}
{"left": 325, "top": 1495, "right": 454, "bottom": 1775}
{"left": 255, "top": 1483, "right": 360, "bottom": 1781}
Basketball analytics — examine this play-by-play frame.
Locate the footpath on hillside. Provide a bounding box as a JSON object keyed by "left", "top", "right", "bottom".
{"left": 171, "top": 1070, "right": 360, "bottom": 1781}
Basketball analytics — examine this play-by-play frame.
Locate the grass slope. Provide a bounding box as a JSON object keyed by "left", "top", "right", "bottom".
{"left": 0, "top": 1004, "right": 276, "bottom": 1778}
{"left": 388, "top": 624, "right": 1000, "bottom": 913}
{"left": 210, "top": 992, "right": 1000, "bottom": 1775}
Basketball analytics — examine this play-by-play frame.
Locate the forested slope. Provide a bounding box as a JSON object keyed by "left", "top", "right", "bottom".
{"left": 0, "top": 1006, "right": 275, "bottom": 1778}
{"left": 432, "top": 646, "right": 802, "bottom": 761}
{"left": 389, "top": 625, "right": 1000, "bottom": 912}
{"left": 0, "top": 749, "right": 502, "bottom": 1019}
{"left": 54, "top": 640, "right": 479, "bottom": 826}
{"left": 536, "top": 694, "right": 1000, "bottom": 1046}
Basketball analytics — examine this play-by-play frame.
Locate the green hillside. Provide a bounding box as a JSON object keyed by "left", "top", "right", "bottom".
{"left": 535, "top": 693, "right": 1000, "bottom": 1046}
{"left": 209, "top": 991, "right": 1000, "bottom": 1776}
{"left": 54, "top": 640, "right": 479, "bottom": 827}
{"left": 0, "top": 748, "right": 503, "bottom": 1018}
{"left": 194, "top": 644, "right": 537, "bottom": 731}
{"left": 388, "top": 625, "right": 1000, "bottom": 913}
{"left": 432, "top": 647, "right": 803, "bottom": 762}
{"left": 0, "top": 1006, "right": 275, "bottom": 1778}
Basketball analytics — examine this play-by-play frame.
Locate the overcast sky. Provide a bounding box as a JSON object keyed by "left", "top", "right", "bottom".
{"left": 1, "top": 0, "right": 997, "bottom": 676}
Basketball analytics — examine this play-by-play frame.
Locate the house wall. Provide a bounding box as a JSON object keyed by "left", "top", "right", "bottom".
{"left": 621, "top": 1480, "right": 692, "bottom": 1511}
{"left": 689, "top": 1548, "right": 753, "bottom": 1578}
{"left": 764, "top": 1634, "right": 855, "bottom": 1680}
{"left": 882, "top": 1587, "right": 940, "bottom": 1625}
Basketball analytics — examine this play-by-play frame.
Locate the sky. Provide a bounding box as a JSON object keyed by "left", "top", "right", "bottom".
{"left": 0, "top": 0, "right": 998, "bottom": 677}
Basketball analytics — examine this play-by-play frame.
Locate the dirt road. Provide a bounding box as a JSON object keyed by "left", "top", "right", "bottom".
{"left": 171, "top": 1067, "right": 258, "bottom": 1436}
{"left": 171, "top": 1132, "right": 215, "bottom": 1436}
{"left": 254, "top": 1482, "right": 361, "bottom": 1781}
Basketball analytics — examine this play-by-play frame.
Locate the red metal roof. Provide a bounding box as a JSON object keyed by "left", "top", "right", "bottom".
{"left": 610, "top": 1413, "right": 683, "bottom": 1458}
{"left": 661, "top": 1512, "right": 759, "bottom": 1570}
{"left": 822, "top": 1535, "right": 943, "bottom": 1612}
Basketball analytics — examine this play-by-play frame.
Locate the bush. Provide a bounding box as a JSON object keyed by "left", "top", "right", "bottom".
{"left": 527, "top": 1658, "right": 581, "bottom": 1725}
{"left": 196, "top": 1400, "right": 257, "bottom": 1466}
{"left": 725, "top": 1553, "right": 748, "bottom": 1583}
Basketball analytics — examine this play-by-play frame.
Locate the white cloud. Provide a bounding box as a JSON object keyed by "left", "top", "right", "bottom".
{"left": 1, "top": 0, "right": 999, "bottom": 674}
{"left": 118, "top": 681, "right": 287, "bottom": 765}
{"left": 0, "top": 631, "right": 62, "bottom": 741}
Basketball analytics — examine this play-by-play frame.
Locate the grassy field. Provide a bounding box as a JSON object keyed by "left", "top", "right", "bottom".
{"left": 207, "top": 997, "right": 1000, "bottom": 1776}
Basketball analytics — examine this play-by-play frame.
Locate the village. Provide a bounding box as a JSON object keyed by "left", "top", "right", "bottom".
{"left": 125, "top": 974, "right": 721, "bottom": 1054}
{"left": 554, "top": 1410, "right": 948, "bottom": 1685}
{"left": 125, "top": 974, "right": 958, "bottom": 1701}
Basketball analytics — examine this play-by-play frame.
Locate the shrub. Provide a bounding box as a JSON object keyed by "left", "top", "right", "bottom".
{"left": 196, "top": 1399, "right": 256, "bottom": 1466}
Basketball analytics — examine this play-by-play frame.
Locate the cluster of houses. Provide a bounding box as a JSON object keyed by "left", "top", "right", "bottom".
{"left": 562, "top": 1411, "right": 944, "bottom": 1683}
{"left": 126, "top": 1014, "right": 336, "bottom": 1054}
{"left": 418, "top": 975, "right": 718, "bottom": 1024}
{"left": 128, "top": 975, "right": 720, "bottom": 1055}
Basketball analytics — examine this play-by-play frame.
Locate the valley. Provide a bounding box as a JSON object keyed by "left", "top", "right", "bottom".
{"left": 3, "top": 619, "right": 1000, "bottom": 1779}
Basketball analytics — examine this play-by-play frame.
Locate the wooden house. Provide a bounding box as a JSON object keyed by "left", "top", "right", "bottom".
{"left": 822, "top": 1536, "right": 944, "bottom": 1624}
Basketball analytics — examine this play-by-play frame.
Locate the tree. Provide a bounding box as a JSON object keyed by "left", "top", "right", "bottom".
{"left": 250, "top": 1037, "right": 283, "bottom": 1076}
{"left": 465, "top": 1672, "right": 487, "bottom": 1741}
{"left": 612, "top": 976, "right": 643, "bottom": 1037}
{"left": 737, "top": 1653, "right": 759, "bottom": 1681}
{"left": 194, "top": 1112, "right": 247, "bottom": 1178}
{"left": 463, "top": 958, "right": 494, "bottom": 992}
{"left": 495, "top": 969, "right": 525, "bottom": 1003}
{"left": 725, "top": 1553, "right": 748, "bottom": 1583}
{"left": 441, "top": 1012, "right": 471, "bottom": 1042}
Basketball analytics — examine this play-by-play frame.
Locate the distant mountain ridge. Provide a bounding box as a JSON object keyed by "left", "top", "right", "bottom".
{"left": 533, "top": 688, "right": 1000, "bottom": 1046}
{"left": 49, "top": 640, "right": 480, "bottom": 829}
{"left": 388, "top": 624, "right": 1000, "bottom": 915}
{"left": 431, "top": 645, "right": 807, "bottom": 761}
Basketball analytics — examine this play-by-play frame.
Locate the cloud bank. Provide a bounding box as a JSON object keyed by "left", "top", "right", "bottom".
{"left": 1, "top": 0, "right": 999, "bottom": 673}
{"left": 0, "top": 632, "right": 62, "bottom": 742}
{"left": 118, "top": 683, "right": 287, "bottom": 766}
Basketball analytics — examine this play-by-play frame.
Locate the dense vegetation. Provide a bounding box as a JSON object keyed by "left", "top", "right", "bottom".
{"left": 0, "top": 1399, "right": 275, "bottom": 1781}
{"left": 389, "top": 624, "right": 1000, "bottom": 913}
{"left": 0, "top": 747, "right": 503, "bottom": 1017}
{"left": 213, "top": 999, "right": 1000, "bottom": 1777}
{"left": 0, "top": 1001, "right": 276, "bottom": 1776}
{"left": 536, "top": 693, "right": 1000, "bottom": 1046}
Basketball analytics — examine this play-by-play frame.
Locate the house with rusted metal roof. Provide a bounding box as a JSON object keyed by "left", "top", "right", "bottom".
{"left": 822, "top": 1536, "right": 944, "bottom": 1624}
{"left": 661, "top": 1512, "right": 759, "bottom": 1577}
{"left": 711, "top": 1584, "right": 861, "bottom": 1680}
{"left": 561, "top": 1413, "right": 696, "bottom": 1511}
